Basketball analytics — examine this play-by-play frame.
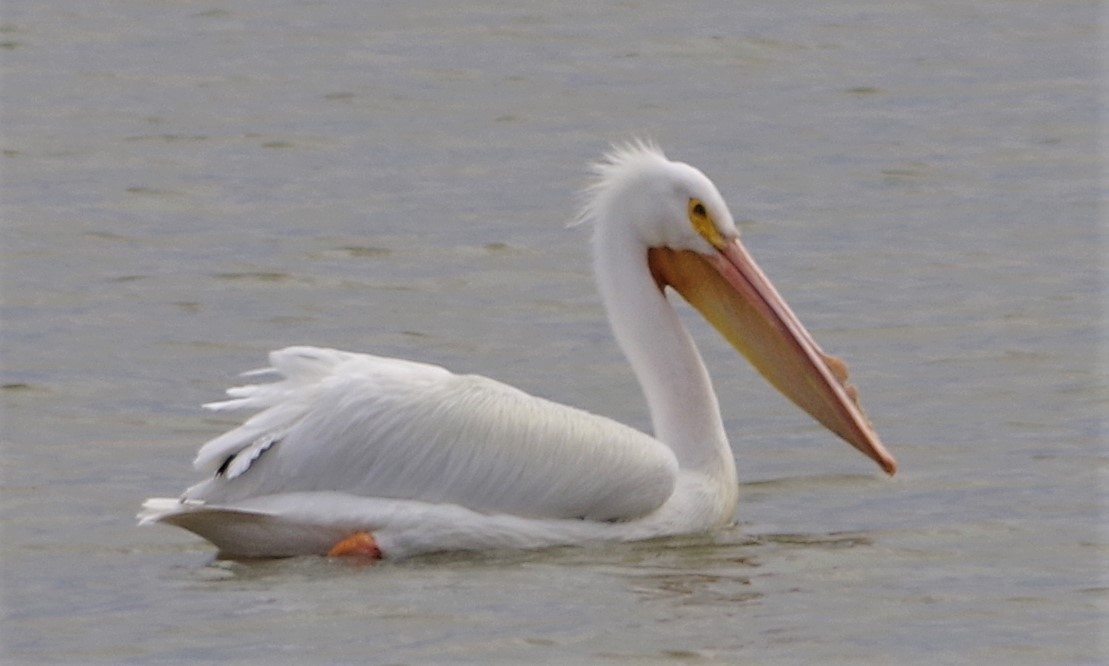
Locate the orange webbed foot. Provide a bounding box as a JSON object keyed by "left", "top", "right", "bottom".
{"left": 327, "top": 532, "right": 382, "bottom": 560}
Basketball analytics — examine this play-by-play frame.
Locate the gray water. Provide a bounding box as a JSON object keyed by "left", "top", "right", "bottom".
{"left": 2, "top": 1, "right": 1105, "bottom": 664}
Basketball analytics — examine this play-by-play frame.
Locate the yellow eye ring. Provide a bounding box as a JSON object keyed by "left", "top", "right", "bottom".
{"left": 688, "top": 198, "right": 724, "bottom": 249}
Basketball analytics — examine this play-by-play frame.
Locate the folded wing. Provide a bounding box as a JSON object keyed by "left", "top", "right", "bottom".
{"left": 183, "top": 347, "right": 679, "bottom": 522}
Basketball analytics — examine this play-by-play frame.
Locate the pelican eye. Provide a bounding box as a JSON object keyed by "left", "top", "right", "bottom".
{"left": 687, "top": 197, "right": 724, "bottom": 249}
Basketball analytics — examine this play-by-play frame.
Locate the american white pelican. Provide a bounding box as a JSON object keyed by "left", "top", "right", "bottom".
{"left": 139, "top": 142, "right": 896, "bottom": 559}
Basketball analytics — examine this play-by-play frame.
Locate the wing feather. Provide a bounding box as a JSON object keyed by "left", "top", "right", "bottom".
{"left": 184, "top": 347, "right": 678, "bottom": 521}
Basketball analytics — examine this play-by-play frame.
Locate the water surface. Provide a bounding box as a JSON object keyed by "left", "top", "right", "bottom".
{"left": 2, "top": 1, "right": 1104, "bottom": 664}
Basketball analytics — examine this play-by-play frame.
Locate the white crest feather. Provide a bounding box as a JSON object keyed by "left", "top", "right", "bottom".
{"left": 573, "top": 139, "right": 668, "bottom": 227}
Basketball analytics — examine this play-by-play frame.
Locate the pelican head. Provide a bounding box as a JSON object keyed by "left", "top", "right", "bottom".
{"left": 582, "top": 141, "right": 897, "bottom": 475}
{"left": 580, "top": 140, "right": 738, "bottom": 254}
